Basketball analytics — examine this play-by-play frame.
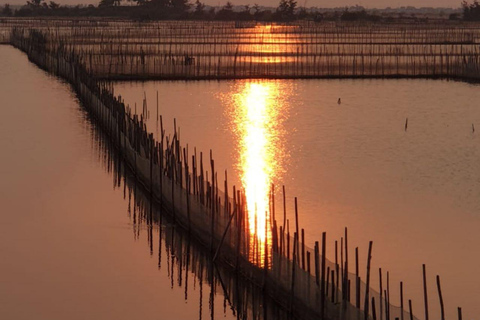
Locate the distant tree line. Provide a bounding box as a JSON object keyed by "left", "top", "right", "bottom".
{"left": 0, "top": 0, "right": 386, "bottom": 22}
{"left": 1, "top": 0, "right": 89, "bottom": 17}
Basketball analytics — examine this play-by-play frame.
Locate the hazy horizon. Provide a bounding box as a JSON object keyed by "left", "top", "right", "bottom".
{"left": 3, "top": 0, "right": 463, "bottom": 9}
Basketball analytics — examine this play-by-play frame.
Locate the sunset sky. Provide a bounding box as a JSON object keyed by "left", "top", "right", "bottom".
{"left": 5, "top": 0, "right": 464, "bottom": 8}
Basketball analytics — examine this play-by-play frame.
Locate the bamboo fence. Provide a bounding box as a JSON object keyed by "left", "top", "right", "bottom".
{"left": 3, "top": 19, "right": 480, "bottom": 79}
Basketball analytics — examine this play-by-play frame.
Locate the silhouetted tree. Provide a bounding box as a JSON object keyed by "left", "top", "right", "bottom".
{"left": 208, "top": 7, "right": 215, "bottom": 16}
{"left": 99, "top": 0, "right": 120, "bottom": 7}
{"left": 2, "top": 4, "right": 13, "bottom": 16}
{"left": 297, "top": 6, "right": 307, "bottom": 19}
{"left": 462, "top": 0, "right": 480, "bottom": 20}
{"left": 49, "top": 1, "right": 60, "bottom": 9}
{"left": 193, "top": 0, "right": 205, "bottom": 17}
{"left": 223, "top": 1, "right": 233, "bottom": 11}
{"left": 216, "top": 1, "right": 234, "bottom": 20}
{"left": 170, "top": 0, "right": 190, "bottom": 14}
{"left": 26, "top": 0, "right": 44, "bottom": 8}
{"left": 239, "top": 4, "right": 252, "bottom": 19}
{"left": 276, "top": 0, "right": 296, "bottom": 20}
{"left": 99, "top": 0, "right": 113, "bottom": 6}
{"left": 277, "top": 0, "right": 288, "bottom": 15}
{"left": 252, "top": 3, "right": 268, "bottom": 19}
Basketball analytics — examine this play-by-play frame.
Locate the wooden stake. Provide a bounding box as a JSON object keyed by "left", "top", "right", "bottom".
{"left": 301, "top": 228, "right": 305, "bottom": 270}
{"left": 282, "top": 185, "right": 286, "bottom": 238}
{"left": 408, "top": 300, "right": 413, "bottom": 320}
{"left": 400, "top": 281, "right": 404, "bottom": 320}
{"left": 436, "top": 275, "right": 445, "bottom": 320}
{"left": 387, "top": 271, "right": 390, "bottom": 320}
{"left": 307, "top": 251, "right": 311, "bottom": 274}
{"left": 364, "top": 241, "right": 373, "bottom": 319}
{"left": 321, "top": 232, "right": 326, "bottom": 319}
{"left": 423, "top": 264, "right": 429, "bottom": 320}
{"left": 379, "top": 268, "right": 383, "bottom": 320}
{"left": 314, "top": 241, "right": 320, "bottom": 286}
{"left": 344, "top": 227, "right": 349, "bottom": 301}
{"left": 294, "top": 197, "right": 300, "bottom": 265}
{"left": 356, "top": 247, "right": 360, "bottom": 308}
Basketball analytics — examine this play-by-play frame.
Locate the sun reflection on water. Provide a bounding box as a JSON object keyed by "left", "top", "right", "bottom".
{"left": 228, "top": 80, "right": 293, "bottom": 266}
{"left": 239, "top": 25, "right": 299, "bottom": 64}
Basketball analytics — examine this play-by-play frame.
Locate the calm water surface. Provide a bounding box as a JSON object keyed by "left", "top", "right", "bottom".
{"left": 114, "top": 77, "right": 480, "bottom": 319}
{"left": 0, "top": 46, "right": 245, "bottom": 320}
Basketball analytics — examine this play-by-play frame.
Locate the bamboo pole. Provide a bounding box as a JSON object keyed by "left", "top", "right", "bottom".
{"left": 364, "top": 241, "right": 373, "bottom": 319}
{"left": 423, "top": 264, "right": 429, "bottom": 320}
{"left": 436, "top": 275, "right": 445, "bottom": 320}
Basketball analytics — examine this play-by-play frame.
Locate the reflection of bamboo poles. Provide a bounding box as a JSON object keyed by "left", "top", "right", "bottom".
{"left": 10, "top": 26, "right": 471, "bottom": 320}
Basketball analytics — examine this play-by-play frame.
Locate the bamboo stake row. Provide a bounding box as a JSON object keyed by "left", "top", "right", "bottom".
{"left": 6, "top": 19, "right": 480, "bottom": 80}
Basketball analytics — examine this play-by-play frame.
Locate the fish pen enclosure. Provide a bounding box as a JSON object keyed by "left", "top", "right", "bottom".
{"left": 89, "top": 119, "right": 297, "bottom": 320}
{"left": 8, "top": 25, "right": 469, "bottom": 320}
{"left": 4, "top": 19, "right": 480, "bottom": 80}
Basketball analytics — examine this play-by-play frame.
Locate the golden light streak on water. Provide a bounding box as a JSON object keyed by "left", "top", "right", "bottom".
{"left": 241, "top": 83, "right": 272, "bottom": 240}
{"left": 228, "top": 80, "right": 293, "bottom": 266}
{"left": 239, "top": 25, "right": 299, "bottom": 64}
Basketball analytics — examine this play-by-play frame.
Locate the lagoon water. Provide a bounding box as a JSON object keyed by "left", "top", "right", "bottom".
{"left": 1, "top": 41, "right": 479, "bottom": 320}
{"left": 114, "top": 78, "right": 480, "bottom": 320}
{"left": 0, "top": 46, "right": 241, "bottom": 320}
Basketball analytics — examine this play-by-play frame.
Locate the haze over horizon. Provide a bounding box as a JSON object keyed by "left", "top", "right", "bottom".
{"left": 3, "top": 0, "right": 463, "bottom": 9}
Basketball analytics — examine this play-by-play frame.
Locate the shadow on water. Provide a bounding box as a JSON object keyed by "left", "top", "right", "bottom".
{"left": 80, "top": 101, "right": 296, "bottom": 320}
